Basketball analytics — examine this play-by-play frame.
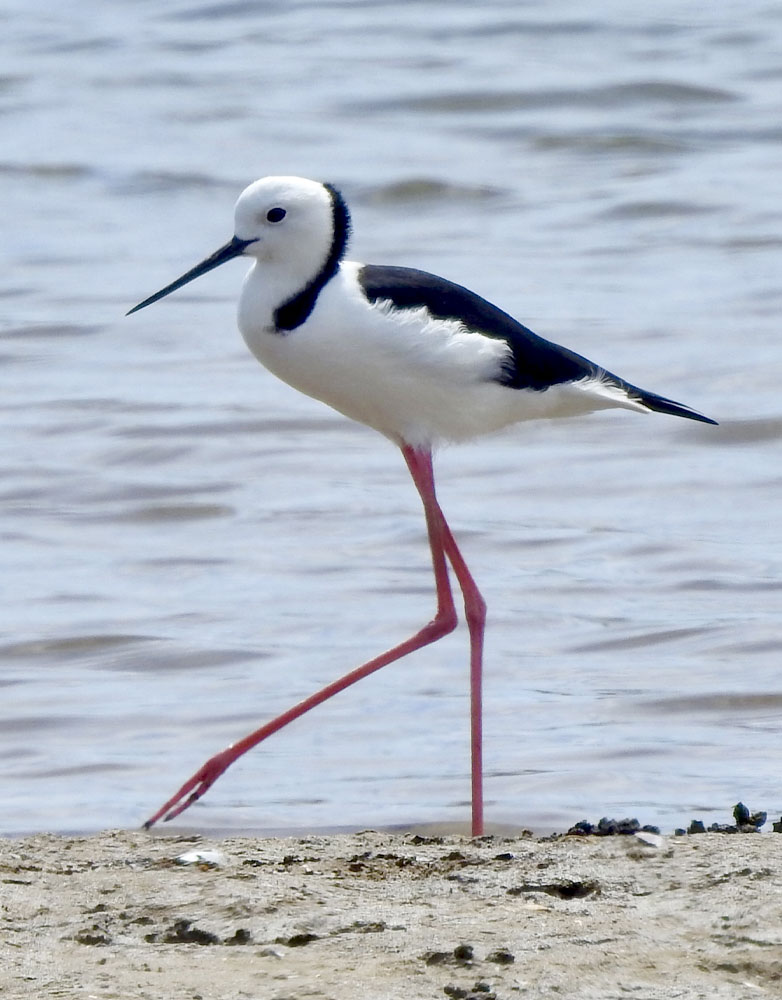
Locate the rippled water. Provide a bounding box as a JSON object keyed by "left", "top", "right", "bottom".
{"left": 2, "top": 1, "right": 781, "bottom": 835}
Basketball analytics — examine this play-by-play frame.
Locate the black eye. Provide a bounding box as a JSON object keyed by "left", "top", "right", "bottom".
{"left": 266, "top": 207, "right": 286, "bottom": 223}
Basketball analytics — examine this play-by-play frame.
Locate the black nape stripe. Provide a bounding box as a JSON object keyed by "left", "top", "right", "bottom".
{"left": 274, "top": 183, "right": 352, "bottom": 332}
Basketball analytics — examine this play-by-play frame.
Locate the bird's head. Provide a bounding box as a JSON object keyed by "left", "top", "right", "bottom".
{"left": 127, "top": 176, "right": 350, "bottom": 316}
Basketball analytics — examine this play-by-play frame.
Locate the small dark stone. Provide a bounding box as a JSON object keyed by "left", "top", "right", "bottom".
{"left": 507, "top": 879, "right": 599, "bottom": 900}
{"left": 443, "top": 987, "right": 468, "bottom": 999}
{"left": 772, "top": 817, "right": 782, "bottom": 833}
{"left": 732, "top": 802, "right": 766, "bottom": 830}
{"left": 225, "top": 928, "right": 252, "bottom": 946}
{"left": 472, "top": 983, "right": 493, "bottom": 993}
{"left": 557, "top": 880, "right": 600, "bottom": 899}
{"left": 334, "top": 920, "right": 389, "bottom": 935}
{"left": 162, "top": 920, "right": 220, "bottom": 946}
{"left": 278, "top": 932, "right": 318, "bottom": 947}
{"left": 565, "top": 820, "right": 594, "bottom": 836}
{"left": 424, "top": 950, "right": 452, "bottom": 966}
{"left": 74, "top": 930, "right": 111, "bottom": 946}
{"left": 597, "top": 817, "right": 640, "bottom": 836}
{"left": 688, "top": 820, "right": 706, "bottom": 834}
{"left": 486, "top": 948, "right": 515, "bottom": 964}
{"left": 453, "top": 943, "right": 474, "bottom": 963}
{"left": 423, "top": 943, "right": 476, "bottom": 966}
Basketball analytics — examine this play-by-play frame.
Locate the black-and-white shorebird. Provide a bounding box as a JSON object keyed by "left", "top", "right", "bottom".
{"left": 128, "top": 175, "right": 716, "bottom": 835}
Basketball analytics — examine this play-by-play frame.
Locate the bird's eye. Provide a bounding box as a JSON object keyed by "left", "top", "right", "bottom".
{"left": 266, "top": 207, "right": 286, "bottom": 223}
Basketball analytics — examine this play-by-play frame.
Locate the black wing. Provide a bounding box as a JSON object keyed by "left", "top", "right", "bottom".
{"left": 358, "top": 265, "right": 716, "bottom": 425}
{"left": 358, "top": 264, "right": 600, "bottom": 391}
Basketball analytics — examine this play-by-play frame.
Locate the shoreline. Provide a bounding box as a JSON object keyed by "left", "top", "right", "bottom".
{"left": 2, "top": 826, "right": 781, "bottom": 998}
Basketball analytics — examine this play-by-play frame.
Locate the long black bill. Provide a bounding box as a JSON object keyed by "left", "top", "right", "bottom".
{"left": 126, "top": 235, "right": 257, "bottom": 316}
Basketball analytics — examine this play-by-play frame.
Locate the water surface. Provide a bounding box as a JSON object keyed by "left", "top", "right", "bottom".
{"left": 2, "top": 0, "right": 781, "bottom": 835}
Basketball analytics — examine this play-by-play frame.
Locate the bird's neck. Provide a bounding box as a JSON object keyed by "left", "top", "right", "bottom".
{"left": 240, "top": 256, "right": 344, "bottom": 336}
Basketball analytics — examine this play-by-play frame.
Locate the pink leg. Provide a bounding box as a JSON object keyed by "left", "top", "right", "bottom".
{"left": 403, "top": 448, "right": 487, "bottom": 835}
{"left": 441, "top": 521, "right": 486, "bottom": 837}
{"left": 143, "top": 444, "right": 470, "bottom": 830}
{"left": 404, "top": 448, "right": 486, "bottom": 835}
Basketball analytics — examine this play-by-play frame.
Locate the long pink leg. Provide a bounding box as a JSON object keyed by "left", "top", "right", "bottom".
{"left": 402, "top": 448, "right": 486, "bottom": 835}
{"left": 143, "top": 444, "right": 478, "bottom": 830}
{"left": 442, "top": 520, "right": 486, "bottom": 836}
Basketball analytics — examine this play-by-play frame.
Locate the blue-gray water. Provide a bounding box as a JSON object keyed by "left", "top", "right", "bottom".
{"left": 2, "top": 1, "right": 781, "bottom": 836}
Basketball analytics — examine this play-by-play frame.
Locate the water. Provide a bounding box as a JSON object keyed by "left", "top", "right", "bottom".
{"left": 2, "top": 0, "right": 781, "bottom": 836}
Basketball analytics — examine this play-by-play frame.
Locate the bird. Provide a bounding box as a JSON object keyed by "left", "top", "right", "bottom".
{"left": 127, "top": 175, "right": 717, "bottom": 836}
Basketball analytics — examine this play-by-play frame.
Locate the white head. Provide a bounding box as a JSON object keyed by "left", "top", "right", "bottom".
{"left": 127, "top": 176, "right": 351, "bottom": 319}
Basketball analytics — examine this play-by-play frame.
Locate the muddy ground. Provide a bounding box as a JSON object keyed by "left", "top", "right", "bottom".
{"left": 2, "top": 827, "right": 781, "bottom": 998}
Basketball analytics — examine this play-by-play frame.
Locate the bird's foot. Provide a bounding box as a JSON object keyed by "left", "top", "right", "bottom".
{"left": 142, "top": 745, "right": 237, "bottom": 829}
